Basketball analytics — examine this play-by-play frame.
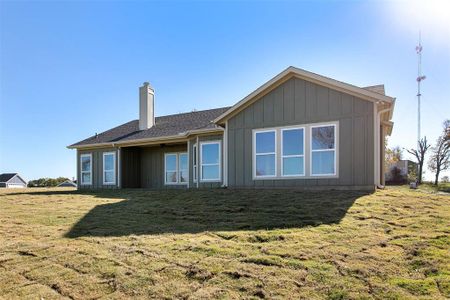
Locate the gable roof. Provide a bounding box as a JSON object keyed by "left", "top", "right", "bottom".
{"left": 57, "top": 180, "right": 77, "bottom": 187}
{"left": 214, "top": 66, "right": 395, "bottom": 124}
{"left": 0, "top": 173, "right": 26, "bottom": 184}
{"left": 363, "top": 84, "right": 386, "bottom": 95}
{"left": 69, "top": 66, "right": 396, "bottom": 149}
{"left": 69, "top": 107, "right": 230, "bottom": 148}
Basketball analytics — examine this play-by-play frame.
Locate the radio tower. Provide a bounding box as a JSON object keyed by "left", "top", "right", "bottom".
{"left": 416, "top": 32, "right": 426, "bottom": 149}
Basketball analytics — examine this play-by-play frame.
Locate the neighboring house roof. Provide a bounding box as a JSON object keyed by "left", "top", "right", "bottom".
{"left": 69, "top": 107, "right": 230, "bottom": 148}
{"left": 57, "top": 180, "right": 77, "bottom": 187}
{"left": 0, "top": 173, "right": 26, "bottom": 184}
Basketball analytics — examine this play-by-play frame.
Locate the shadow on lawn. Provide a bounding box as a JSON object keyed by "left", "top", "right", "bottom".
{"left": 61, "top": 189, "right": 370, "bottom": 237}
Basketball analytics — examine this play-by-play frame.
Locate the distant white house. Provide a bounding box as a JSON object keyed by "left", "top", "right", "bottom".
{"left": 57, "top": 180, "right": 77, "bottom": 187}
{"left": 0, "top": 173, "right": 27, "bottom": 188}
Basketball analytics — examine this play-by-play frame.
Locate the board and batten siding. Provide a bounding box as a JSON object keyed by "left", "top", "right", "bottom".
{"left": 77, "top": 148, "right": 118, "bottom": 189}
{"left": 140, "top": 144, "right": 187, "bottom": 189}
{"left": 227, "top": 76, "right": 375, "bottom": 189}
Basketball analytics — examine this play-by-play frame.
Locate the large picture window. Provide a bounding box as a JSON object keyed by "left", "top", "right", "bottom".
{"left": 311, "top": 125, "right": 336, "bottom": 176}
{"left": 254, "top": 130, "right": 276, "bottom": 177}
{"left": 103, "top": 152, "right": 116, "bottom": 185}
{"left": 165, "top": 152, "right": 188, "bottom": 185}
{"left": 200, "top": 141, "right": 221, "bottom": 181}
{"left": 252, "top": 122, "right": 338, "bottom": 179}
{"left": 281, "top": 128, "right": 304, "bottom": 176}
{"left": 80, "top": 153, "right": 92, "bottom": 185}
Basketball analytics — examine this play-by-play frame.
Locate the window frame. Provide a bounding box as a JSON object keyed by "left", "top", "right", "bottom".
{"left": 178, "top": 152, "right": 188, "bottom": 184}
{"left": 253, "top": 129, "right": 277, "bottom": 179}
{"left": 252, "top": 121, "right": 339, "bottom": 180}
{"left": 80, "top": 153, "right": 92, "bottom": 185}
{"left": 200, "top": 141, "right": 222, "bottom": 182}
{"left": 102, "top": 151, "right": 116, "bottom": 185}
{"left": 193, "top": 144, "right": 198, "bottom": 183}
{"left": 281, "top": 127, "right": 305, "bottom": 177}
{"left": 164, "top": 152, "right": 188, "bottom": 185}
{"left": 310, "top": 123, "right": 337, "bottom": 177}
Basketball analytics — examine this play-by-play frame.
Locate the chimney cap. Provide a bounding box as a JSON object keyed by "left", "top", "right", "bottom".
{"left": 142, "top": 82, "right": 154, "bottom": 91}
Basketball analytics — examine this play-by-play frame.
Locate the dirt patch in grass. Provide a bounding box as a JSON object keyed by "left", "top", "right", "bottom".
{"left": 0, "top": 187, "right": 449, "bottom": 299}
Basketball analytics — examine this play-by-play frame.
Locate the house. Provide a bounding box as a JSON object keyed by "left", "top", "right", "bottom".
{"left": 0, "top": 173, "right": 27, "bottom": 188}
{"left": 57, "top": 180, "right": 77, "bottom": 187}
{"left": 385, "top": 160, "right": 417, "bottom": 184}
{"left": 68, "top": 67, "right": 395, "bottom": 191}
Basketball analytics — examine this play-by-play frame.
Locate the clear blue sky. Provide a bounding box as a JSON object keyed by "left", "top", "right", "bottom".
{"left": 1, "top": 0, "right": 449, "bottom": 181}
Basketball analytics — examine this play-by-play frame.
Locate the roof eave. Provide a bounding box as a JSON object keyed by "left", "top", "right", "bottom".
{"left": 67, "top": 127, "right": 224, "bottom": 149}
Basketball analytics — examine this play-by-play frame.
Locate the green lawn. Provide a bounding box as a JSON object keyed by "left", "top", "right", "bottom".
{"left": 0, "top": 187, "right": 449, "bottom": 299}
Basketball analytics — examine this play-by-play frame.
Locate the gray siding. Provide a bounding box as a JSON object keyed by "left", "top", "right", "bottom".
{"left": 227, "top": 77, "right": 375, "bottom": 189}
{"left": 140, "top": 144, "right": 187, "bottom": 189}
{"left": 77, "top": 148, "right": 118, "bottom": 189}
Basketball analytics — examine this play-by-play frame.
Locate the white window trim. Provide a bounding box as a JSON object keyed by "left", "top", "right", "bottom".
{"left": 80, "top": 153, "right": 92, "bottom": 185}
{"left": 164, "top": 152, "right": 188, "bottom": 185}
{"left": 252, "top": 121, "right": 339, "bottom": 180}
{"left": 103, "top": 152, "right": 116, "bottom": 185}
{"left": 200, "top": 141, "right": 222, "bottom": 182}
{"left": 310, "top": 123, "right": 337, "bottom": 177}
{"left": 253, "top": 129, "right": 277, "bottom": 179}
{"left": 193, "top": 144, "right": 198, "bottom": 183}
{"left": 281, "top": 127, "right": 305, "bottom": 177}
{"left": 178, "top": 153, "right": 188, "bottom": 184}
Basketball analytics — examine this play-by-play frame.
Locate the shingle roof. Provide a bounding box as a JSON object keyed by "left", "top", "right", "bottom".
{"left": 0, "top": 173, "right": 18, "bottom": 183}
{"left": 70, "top": 106, "right": 231, "bottom": 147}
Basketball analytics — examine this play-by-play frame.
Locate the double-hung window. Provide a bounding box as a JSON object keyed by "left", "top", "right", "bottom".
{"left": 193, "top": 144, "right": 198, "bottom": 182}
{"left": 80, "top": 153, "right": 92, "bottom": 185}
{"left": 103, "top": 152, "right": 116, "bottom": 185}
{"left": 200, "top": 141, "right": 221, "bottom": 181}
{"left": 254, "top": 130, "right": 276, "bottom": 177}
{"left": 253, "top": 122, "right": 338, "bottom": 179}
{"left": 165, "top": 153, "right": 188, "bottom": 185}
{"left": 281, "top": 128, "right": 305, "bottom": 176}
{"left": 311, "top": 124, "right": 336, "bottom": 176}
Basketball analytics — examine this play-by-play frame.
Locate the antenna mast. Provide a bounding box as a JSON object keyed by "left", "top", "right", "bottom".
{"left": 416, "top": 32, "right": 426, "bottom": 149}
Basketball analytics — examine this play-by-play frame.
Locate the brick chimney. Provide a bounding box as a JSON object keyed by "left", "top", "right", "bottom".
{"left": 139, "top": 82, "right": 155, "bottom": 130}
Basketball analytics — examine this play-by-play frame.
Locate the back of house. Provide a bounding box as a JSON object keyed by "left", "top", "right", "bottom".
{"left": 68, "top": 67, "right": 395, "bottom": 191}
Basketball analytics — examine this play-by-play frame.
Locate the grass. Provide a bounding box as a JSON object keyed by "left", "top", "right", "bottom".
{"left": 418, "top": 182, "right": 450, "bottom": 193}
{"left": 0, "top": 187, "right": 449, "bottom": 299}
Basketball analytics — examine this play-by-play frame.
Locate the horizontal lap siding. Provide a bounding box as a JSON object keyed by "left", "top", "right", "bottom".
{"left": 227, "top": 77, "right": 374, "bottom": 188}
{"left": 77, "top": 148, "right": 118, "bottom": 189}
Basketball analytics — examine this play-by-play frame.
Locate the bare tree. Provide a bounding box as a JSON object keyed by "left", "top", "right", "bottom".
{"left": 386, "top": 146, "right": 403, "bottom": 162}
{"left": 444, "top": 119, "right": 450, "bottom": 143}
{"left": 406, "top": 137, "right": 430, "bottom": 184}
{"left": 428, "top": 123, "right": 450, "bottom": 185}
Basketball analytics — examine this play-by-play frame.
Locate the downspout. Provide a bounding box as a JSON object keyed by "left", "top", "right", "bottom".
{"left": 114, "top": 144, "right": 121, "bottom": 189}
{"left": 196, "top": 135, "right": 199, "bottom": 189}
{"left": 375, "top": 105, "right": 392, "bottom": 189}
{"left": 187, "top": 140, "right": 190, "bottom": 189}
{"left": 222, "top": 120, "right": 228, "bottom": 187}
